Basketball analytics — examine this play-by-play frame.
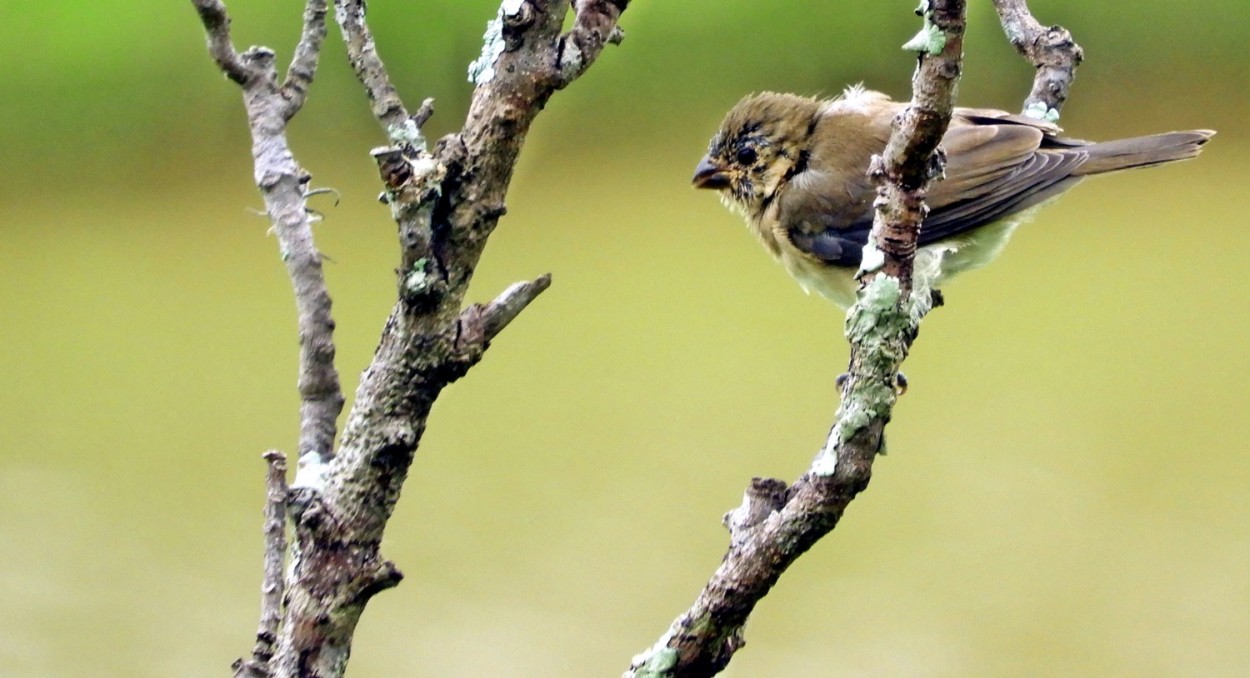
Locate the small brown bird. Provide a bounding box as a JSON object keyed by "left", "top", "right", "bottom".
{"left": 693, "top": 86, "right": 1214, "bottom": 309}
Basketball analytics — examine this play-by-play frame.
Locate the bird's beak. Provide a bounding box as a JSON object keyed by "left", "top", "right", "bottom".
{"left": 691, "top": 157, "right": 731, "bottom": 190}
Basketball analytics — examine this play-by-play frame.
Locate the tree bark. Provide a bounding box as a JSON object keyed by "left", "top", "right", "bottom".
{"left": 190, "top": 1, "right": 1089, "bottom": 676}
{"left": 625, "top": 2, "right": 966, "bottom": 675}
{"left": 192, "top": 1, "right": 628, "bottom": 676}
{"left": 991, "top": 0, "right": 1084, "bottom": 120}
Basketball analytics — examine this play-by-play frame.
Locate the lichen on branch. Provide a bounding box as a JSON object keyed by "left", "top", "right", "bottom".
{"left": 624, "top": 3, "right": 966, "bottom": 676}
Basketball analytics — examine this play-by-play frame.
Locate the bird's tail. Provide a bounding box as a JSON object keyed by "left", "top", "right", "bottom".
{"left": 1075, "top": 129, "right": 1216, "bottom": 176}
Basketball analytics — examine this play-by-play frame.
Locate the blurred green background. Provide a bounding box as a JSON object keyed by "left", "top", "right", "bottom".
{"left": 2, "top": 1, "right": 1248, "bottom": 676}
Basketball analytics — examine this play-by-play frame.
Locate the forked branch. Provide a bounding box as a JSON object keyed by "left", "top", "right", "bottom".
{"left": 624, "top": 2, "right": 967, "bottom": 676}
{"left": 992, "top": 0, "right": 1084, "bottom": 120}
{"left": 191, "top": 0, "right": 343, "bottom": 466}
{"left": 196, "top": 1, "right": 628, "bottom": 676}
{"left": 192, "top": 0, "right": 249, "bottom": 84}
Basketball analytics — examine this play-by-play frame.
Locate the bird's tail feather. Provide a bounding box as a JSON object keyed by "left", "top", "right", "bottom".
{"left": 1076, "top": 130, "right": 1216, "bottom": 176}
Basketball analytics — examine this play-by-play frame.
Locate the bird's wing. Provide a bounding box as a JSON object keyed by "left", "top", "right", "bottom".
{"left": 784, "top": 221, "right": 873, "bottom": 268}
{"left": 780, "top": 116, "right": 1088, "bottom": 267}
{"left": 953, "top": 107, "right": 1066, "bottom": 135}
{"left": 919, "top": 121, "right": 1088, "bottom": 244}
{"left": 773, "top": 172, "right": 875, "bottom": 267}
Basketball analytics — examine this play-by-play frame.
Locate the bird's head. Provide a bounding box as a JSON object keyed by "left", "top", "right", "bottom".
{"left": 692, "top": 92, "right": 822, "bottom": 218}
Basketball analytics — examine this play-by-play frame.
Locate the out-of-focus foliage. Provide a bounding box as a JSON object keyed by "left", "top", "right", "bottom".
{"left": 1, "top": 2, "right": 1247, "bottom": 677}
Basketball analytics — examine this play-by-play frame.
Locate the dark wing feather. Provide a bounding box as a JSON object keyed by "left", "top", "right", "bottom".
{"left": 786, "top": 224, "right": 873, "bottom": 267}
{"left": 783, "top": 115, "right": 1089, "bottom": 267}
{"left": 919, "top": 124, "right": 1087, "bottom": 243}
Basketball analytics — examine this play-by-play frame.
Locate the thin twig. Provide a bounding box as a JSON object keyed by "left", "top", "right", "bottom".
{"left": 270, "top": 183, "right": 344, "bottom": 461}
{"left": 191, "top": 0, "right": 343, "bottom": 460}
{"left": 624, "top": 3, "right": 965, "bottom": 676}
{"left": 258, "top": 451, "right": 289, "bottom": 657}
{"left": 556, "top": 0, "right": 630, "bottom": 83}
{"left": 232, "top": 451, "right": 291, "bottom": 678}
{"left": 191, "top": 0, "right": 251, "bottom": 84}
{"left": 280, "top": 0, "right": 330, "bottom": 118}
{"left": 447, "top": 274, "right": 554, "bottom": 358}
{"left": 991, "top": 0, "right": 1083, "bottom": 120}
{"left": 191, "top": 7, "right": 344, "bottom": 667}
{"left": 333, "top": 0, "right": 410, "bottom": 133}
{"left": 479, "top": 274, "right": 553, "bottom": 340}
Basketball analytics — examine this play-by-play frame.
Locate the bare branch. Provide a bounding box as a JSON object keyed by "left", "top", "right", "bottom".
{"left": 479, "top": 274, "right": 553, "bottom": 341}
{"left": 556, "top": 0, "right": 630, "bottom": 84}
{"left": 625, "top": 3, "right": 965, "bottom": 676}
{"left": 191, "top": 0, "right": 250, "bottom": 84}
{"left": 444, "top": 274, "right": 553, "bottom": 360}
{"left": 271, "top": 181, "right": 344, "bottom": 461}
{"left": 328, "top": 0, "right": 630, "bottom": 543}
{"left": 247, "top": 61, "right": 346, "bottom": 461}
{"left": 280, "top": 0, "right": 330, "bottom": 117}
{"left": 233, "top": 451, "right": 290, "bottom": 678}
{"left": 722, "top": 478, "right": 788, "bottom": 551}
{"left": 450, "top": 0, "right": 629, "bottom": 259}
{"left": 258, "top": 2, "right": 628, "bottom": 674}
{"left": 257, "top": 452, "right": 288, "bottom": 660}
{"left": 332, "top": 0, "right": 410, "bottom": 134}
{"left": 411, "top": 98, "right": 435, "bottom": 129}
{"left": 190, "top": 0, "right": 344, "bottom": 461}
{"left": 193, "top": 4, "right": 345, "bottom": 671}
{"left": 992, "top": 0, "right": 1083, "bottom": 120}
{"left": 869, "top": 0, "right": 967, "bottom": 298}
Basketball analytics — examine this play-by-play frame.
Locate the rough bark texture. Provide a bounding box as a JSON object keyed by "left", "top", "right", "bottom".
{"left": 991, "top": 0, "right": 1083, "bottom": 120}
{"left": 193, "top": 1, "right": 627, "bottom": 676}
{"left": 191, "top": 1, "right": 1086, "bottom": 676}
{"left": 232, "top": 451, "right": 290, "bottom": 678}
{"left": 870, "top": 0, "right": 966, "bottom": 300}
{"left": 193, "top": 0, "right": 344, "bottom": 466}
{"left": 273, "top": 5, "right": 625, "bottom": 672}
{"left": 623, "top": 3, "right": 966, "bottom": 676}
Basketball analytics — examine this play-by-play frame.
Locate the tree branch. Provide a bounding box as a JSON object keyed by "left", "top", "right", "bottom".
{"left": 280, "top": 0, "right": 330, "bottom": 118}
{"left": 232, "top": 451, "right": 290, "bottom": 678}
{"left": 191, "top": 0, "right": 250, "bottom": 84}
{"left": 332, "top": 0, "right": 410, "bottom": 133}
{"left": 991, "top": 0, "right": 1083, "bottom": 120}
{"left": 256, "top": 2, "right": 628, "bottom": 675}
{"left": 192, "top": 0, "right": 344, "bottom": 467}
{"left": 870, "top": 0, "right": 966, "bottom": 299}
{"left": 193, "top": 5, "right": 346, "bottom": 673}
{"left": 624, "top": 3, "right": 965, "bottom": 676}
{"left": 477, "top": 273, "right": 554, "bottom": 341}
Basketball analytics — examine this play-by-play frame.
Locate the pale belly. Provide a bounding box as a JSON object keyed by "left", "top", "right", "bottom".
{"left": 774, "top": 211, "right": 1035, "bottom": 310}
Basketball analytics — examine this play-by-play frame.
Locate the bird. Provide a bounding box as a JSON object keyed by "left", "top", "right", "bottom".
{"left": 693, "top": 86, "right": 1214, "bottom": 310}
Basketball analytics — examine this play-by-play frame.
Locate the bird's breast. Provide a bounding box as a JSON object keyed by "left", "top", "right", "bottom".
{"left": 744, "top": 209, "right": 784, "bottom": 258}
{"left": 748, "top": 208, "right": 862, "bottom": 309}
{"left": 776, "top": 249, "right": 861, "bottom": 309}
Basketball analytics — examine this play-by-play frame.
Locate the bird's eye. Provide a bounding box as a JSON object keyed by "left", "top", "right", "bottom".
{"left": 735, "top": 147, "right": 757, "bottom": 165}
